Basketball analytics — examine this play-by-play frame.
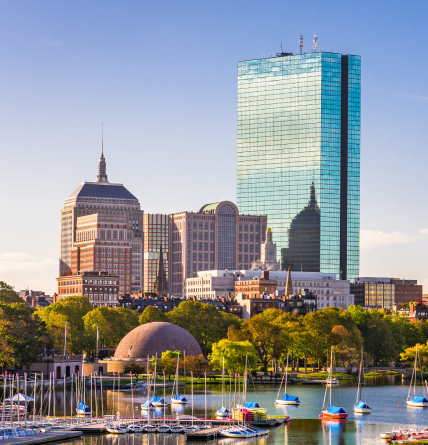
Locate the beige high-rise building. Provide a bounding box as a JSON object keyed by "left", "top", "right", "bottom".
{"left": 169, "top": 201, "right": 267, "bottom": 297}
{"left": 143, "top": 214, "right": 169, "bottom": 294}
{"left": 60, "top": 152, "right": 144, "bottom": 293}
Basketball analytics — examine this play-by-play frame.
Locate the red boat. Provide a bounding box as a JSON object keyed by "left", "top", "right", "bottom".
{"left": 320, "top": 406, "right": 348, "bottom": 419}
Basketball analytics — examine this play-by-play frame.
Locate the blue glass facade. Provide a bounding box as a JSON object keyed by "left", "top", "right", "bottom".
{"left": 237, "top": 52, "right": 360, "bottom": 280}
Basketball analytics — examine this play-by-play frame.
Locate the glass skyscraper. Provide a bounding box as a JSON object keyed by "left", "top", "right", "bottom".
{"left": 237, "top": 51, "right": 360, "bottom": 280}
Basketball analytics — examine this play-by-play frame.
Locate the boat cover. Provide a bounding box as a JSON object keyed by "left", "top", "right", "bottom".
{"left": 5, "top": 393, "right": 34, "bottom": 402}
{"left": 150, "top": 394, "right": 165, "bottom": 403}
{"left": 172, "top": 394, "right": 187, "bottom": 402}
{"left": 355, "top": 400, "right": 371, "bottom": 409}
{"left": 411, "top": 396, "right": 428, "bottom": 403}
{"left": 217, "top": 406, "right": 229, "bottom": 413}
{"left": 242, "top": 401, "right": 259, "bottom": 408}
{"left": 141, "top": 400, "right": 155, "bottom": 408}
{"left": 282, "top": 394, "right": 299, "bottom": 402}
{"left": 326, "top": 405, "right": 346, "bottom": 414}
{"left": 77, "top": 401, "right": 90, "bottom": 412}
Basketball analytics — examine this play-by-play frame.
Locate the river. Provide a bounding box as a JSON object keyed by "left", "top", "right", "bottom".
{"left": 46, "top": 376, "right": 427, "bottom": 444}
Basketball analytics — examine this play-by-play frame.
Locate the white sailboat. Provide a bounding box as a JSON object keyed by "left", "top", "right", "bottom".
{"left": 171, "top": 355, "right": 187, "bottom": 405}
{"left": 354, "top": 347, "right": 371, "bottom": 413}
{"left": 406, "top": 345, "right": 428, "bottom": 407}
{"left": 275, "top": 354, "right": 300, "bottom": 405}
{"left": 216, "top": 357, "right": 230, "bottom": 417}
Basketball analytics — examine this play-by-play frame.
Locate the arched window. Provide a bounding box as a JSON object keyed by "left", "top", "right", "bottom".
{"left": 244, "top": 223, "right": 248, "bottom": 232}
{"left": 193, "top": 221, "right": 197, "bottom": 230}
{"left": 255, "top": 224, "right": 259, "bottom": 233}
{"left": 250, "top": 224, "right": 254, "bottom": 232}
{"left": 204, "top": 221, "right": 208, "bottom": 230}
{"left": 210, "top": 221, "right": 214, "bottom": 230}
{"left": 199, "top": 221, "right": 203, "bottom": 230}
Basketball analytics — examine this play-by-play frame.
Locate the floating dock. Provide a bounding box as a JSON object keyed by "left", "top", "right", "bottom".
{"left": 1, "top": 431, "right": 82, "bottom": 445}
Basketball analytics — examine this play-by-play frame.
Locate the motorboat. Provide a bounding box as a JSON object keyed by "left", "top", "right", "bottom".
{"left": 326, "top": 377, "right": 339, "bottom": 385}
{"left": 407, "top": 395, "right": 428, "bottom": 407}
{"left": 354, "top": 400, "right": 371, "bottom": 413}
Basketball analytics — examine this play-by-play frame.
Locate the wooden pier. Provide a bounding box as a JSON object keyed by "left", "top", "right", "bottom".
{"left": 185, "top": 426, "right": 225, "bottom": 441}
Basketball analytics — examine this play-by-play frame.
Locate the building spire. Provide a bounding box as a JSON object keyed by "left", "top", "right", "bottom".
{"left": 96, "top": 124, "right": 109, "bottom": 183}
{"left": 285, "top": 266, "right": 293, "bottom": 296}
{"left": 154, "top": 244, "right": 168, "bottom": 297}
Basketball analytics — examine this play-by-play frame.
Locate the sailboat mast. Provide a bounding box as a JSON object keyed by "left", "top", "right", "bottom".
{"left": 330, "top": 347, "right": 333, "bottom": 407}
{"left": 285, "top": 353, "right": 289, "bottom": 395}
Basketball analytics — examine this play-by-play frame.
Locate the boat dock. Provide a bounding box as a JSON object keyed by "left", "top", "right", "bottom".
{"left": 0, "top": 431, "right": 82, "bottom": 445}
{"left": 185, "top": 426, "right": 225, "bottom": 441}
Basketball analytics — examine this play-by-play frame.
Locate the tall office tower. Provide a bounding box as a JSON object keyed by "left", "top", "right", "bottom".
{"left": 60, "top": 152, "right": 144, "bottom": 292}
{"left": 237, "top": 48, "right": 360, "bottom": 280}
{"left": 143, "top": 214, "right": 169, "bottom": 294}
{"left": 169, "top": 201, "right": 267, "bottom": 297}
{"left": 70, "top": 214, "right": 133, "bottom": 294}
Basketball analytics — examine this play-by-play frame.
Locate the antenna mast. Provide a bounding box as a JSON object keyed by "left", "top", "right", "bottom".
{"left": 313, "top": 35, "right": 318, "bottom": 52}
{"left": 102, "top": 123, "right": 104, "bottom": 155}
{"left": 299, "top": 34, "right": 303, "bottom": 55}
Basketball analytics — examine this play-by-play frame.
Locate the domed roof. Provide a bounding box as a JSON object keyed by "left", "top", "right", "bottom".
{"left": 114, "top": 322, "right": 203, "bottom": 359}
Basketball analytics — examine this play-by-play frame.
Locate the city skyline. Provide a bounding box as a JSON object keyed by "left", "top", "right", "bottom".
{"left": 1, "top": 0, "right": 427, "bottom": 295}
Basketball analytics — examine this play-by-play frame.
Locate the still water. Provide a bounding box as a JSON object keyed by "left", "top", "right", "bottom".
{"left": 49, "top": 377, "right": 427, "bottom": 444}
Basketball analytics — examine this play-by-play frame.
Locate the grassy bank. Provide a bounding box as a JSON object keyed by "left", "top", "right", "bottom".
{"left": 297, "top": 372, "right": 355, "bottom": 380}
{"left": 364, "top": 370, "right": 401, "bottom": 378}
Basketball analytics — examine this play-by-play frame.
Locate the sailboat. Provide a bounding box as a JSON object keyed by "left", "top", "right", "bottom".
{"left": 354, "top": 347, "right": 371, "bottom": 413}
{"left": 183, "top": 371, "right": 199, "bottom": 433}
{"left": 320, "top": 347, "right": 348, "bottom": 419}
{"left": 171, "top": 355, "right": 187, "bottom": 405}
{"left": 128, "top": 373, "right": 144, "bottom": 433}
{"left": 275, "top": 354, "right": 300, "bottom": 405}
{"left": 216, "top": 357, "right": 230, "bottom": 417}
{"left": 406, "top": 345, "right": 428, "bottom": 407}
{"left": 141, "top": 370, "right": 156, "bottom": 411}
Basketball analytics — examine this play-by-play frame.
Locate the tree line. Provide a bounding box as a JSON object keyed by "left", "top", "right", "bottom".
{"left": 2, "top": 280, "right": 428, "bottom": 373}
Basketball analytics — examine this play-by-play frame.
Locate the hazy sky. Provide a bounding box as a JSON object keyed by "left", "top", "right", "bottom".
{"left": 1, "top": 0, "right": 427, "bottom": 295}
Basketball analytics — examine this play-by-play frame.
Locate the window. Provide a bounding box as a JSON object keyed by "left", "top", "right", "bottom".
{"left": 204, "top": 221, "right": 208, "bottom": 230}
{"left": 199, "top": 221, "right": 203, "bottom": 230}
{"left": 193, "top": 221, "right": 197, "bottom": 229}
{"left": 199, "top": 242, "right": 203, "bottom": 250}
{"left": 250, "top": 224, "right": 254, "bottom": 232}
{"left": 204, "top": 232, "right": 208, "bottom": 240}
{"left": 199, "top": 232, "right": 203, "bottom": 240}
{"left": 239, "top": 244, "right": 242, "bottom": 252}
{"left": 239, "top": 223, "right": 243, "bottom": 232}
{"left": 250, "top": 234, "right": 254, "bottom": 242}
{"left": 244, "top": 223, "right": 248, "bottom": 232}
{"left": 244, "top": 233, "right": 248, "bottom": 242}
{"left": 210, "top": 222, "right": 214, "bottom": 230}
{"left": 193, "top": 232, "right": 197, "bottom": 240}
{"left": 210, "top": 242, "right": 214, "bottom": 251}
{"left": 239, "top": 233, "right": 243, "bottom": 242}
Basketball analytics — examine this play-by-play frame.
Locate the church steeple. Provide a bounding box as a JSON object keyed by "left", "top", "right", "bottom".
{"left": 154, "top": 244, "right": 168, "bottom": 297}
{"left": 96, "top": 124, "right": 109, "bottom": 183}
{"left": 284, "top": 266, "right": 294, "bottom": 296}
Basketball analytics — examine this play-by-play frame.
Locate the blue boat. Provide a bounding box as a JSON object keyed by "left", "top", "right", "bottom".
{"left": 275, "top": 354, "right": 301, "bottom": 405}
{"left": 141, "top": 400, "right": 156, "bottom": 411}
{"left": 171, "top": 393, "right": 187, "bottom": 405}
{"left": 216, "top": 405, "right": 230, "bottom": 418}
{"left": 76, "top": 401, "right": 91, "bottom": 416}
{"left": 150, "top": 394, "right": 166, "bottom": 406}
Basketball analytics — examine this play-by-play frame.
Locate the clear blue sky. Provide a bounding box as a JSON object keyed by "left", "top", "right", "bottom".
{"left": 1, "top": 0, "right": 427, "bottom": 295}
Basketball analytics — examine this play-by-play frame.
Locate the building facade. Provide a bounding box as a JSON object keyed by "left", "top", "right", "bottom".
{"left": 60, "top": 153, "right": 144, "bottom": 293}
{"left": 169, "top": 201, "right": 267, "bottom": 297}
{"left": 237, "top": 48, "right": 360, "bottom": 281}
{"left": 351, "top": 278, "right": 395, "bottom": 310}
{"left": 143, "top": 214, "right": 169, "bottom": 294}
{"left": 56, "top": 271, "right": 119, "bottom": 308}
{"left": 391, "top": 278, "right": 422, "bottom": 305}
{"left": 69, "top": 213, "right": 133, "bottom": 294}
{"left": 184, "top": 269, "right": 353, "bottom": 310}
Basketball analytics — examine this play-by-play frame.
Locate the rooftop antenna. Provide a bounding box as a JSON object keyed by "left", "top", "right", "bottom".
{"left": 313, "top": 35, "right": 318, "bottom": 51}
{"left": 280, "top": 42, "right": 283, "bottom": 53}
{"left": 101, "top": 123, "right": 104, "bottom": 155}
{"left": 299, "top": 34, "right": 303, "bottom": 55}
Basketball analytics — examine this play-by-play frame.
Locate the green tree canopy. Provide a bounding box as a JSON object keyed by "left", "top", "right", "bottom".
{"left": 364, "top": 317, "right": 397, "bottom": 365}
{"left": 139, "top": 306, "right": 169, "bottom": 325}
{"left": 167, "top": 301, "right": 240, "bottom": 356}
{"left": 0, "top": 282, "right": 21, "bottom": 304}
{"left": 209, "top": 339, "right": 258, "bottom": 374}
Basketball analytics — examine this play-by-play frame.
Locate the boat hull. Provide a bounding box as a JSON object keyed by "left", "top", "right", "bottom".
{"left": 407, "top": 401, "right": 428, "bottom": 407}
{"left": 171, "top": 400, "right": 187, "bottom": 405}
{"left": 354, "top": 407, "right": 371, "bottom": 413}
{"left": 321, "top": 410, "right": 348, "bottom": 419}
{"left": 275, "top": 399, "right": 300, "bottom": 405}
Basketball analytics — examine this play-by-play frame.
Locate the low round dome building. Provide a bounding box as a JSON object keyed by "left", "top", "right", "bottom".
{"left": 104, "top": 322, "right": 203, "bottom": 373}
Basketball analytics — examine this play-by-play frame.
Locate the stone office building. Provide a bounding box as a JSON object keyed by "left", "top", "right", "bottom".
{"left": 169, "top": 201, "right": 267, "bottom": 297}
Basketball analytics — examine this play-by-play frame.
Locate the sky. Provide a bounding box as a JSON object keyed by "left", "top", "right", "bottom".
{"left": 0, "top": 0, "right": 427, "bottom": 296}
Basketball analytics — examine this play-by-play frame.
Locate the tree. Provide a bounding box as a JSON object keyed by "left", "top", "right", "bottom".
{"left": 209, "top": 339, "right": 258, "bottom": 374}
{"left": 38, "top": 296, "right": 93, "bottom": 353}
{"left": 400, "top": 341, "right": 428, "bottom": 367}
{"left": 0, "top": 282, "right": 21, "bottom": 304}
{"left": 139, "top": 306, "right": 168, "bottom": 325}
{"left": 242, "top": 314, "right": 283, "bottom": 375}
{"left": 157, "top": 350, "right": 182, "bottom": 380}
{"left": 184, "top": 354, "right": 209, "bottom": 378}
{"left": 0, "top": 302, "right": 49, "bottom": 369}
{"left": 167, "top": 301, "right": 240, "bottom": 356}
{"left": 364, "top": 317, "right": 396, "bottom": 365}
{"left": 123, "top": 363, "right": 146, "bottom": 381}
